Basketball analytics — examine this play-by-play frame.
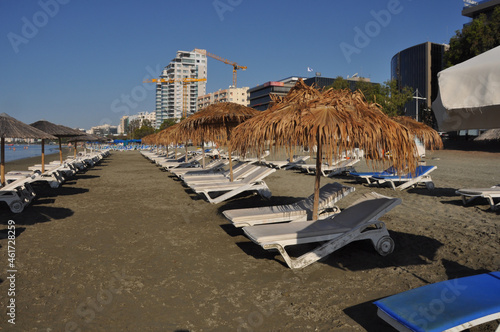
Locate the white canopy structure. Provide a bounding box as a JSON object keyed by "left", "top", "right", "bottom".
{"left": 432, "top": 45, "right": 500, "bottom": 131}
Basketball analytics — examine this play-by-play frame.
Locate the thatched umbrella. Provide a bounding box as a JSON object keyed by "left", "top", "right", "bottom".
{"left": 0, "top": 113, "right": 57, "bottom": 186}
{"left": 30, "top": 120, "right": 83, "bottom": 171}
{"left": 176, "top": 102, "right": 259, "bottom": 180}
{"left": 70, "top": 134, "right": 100, "bottom": 158}
{"left": 231, "top": 80, "right": 418, "bottom": 220}
{"left": 391, "top": 116, "right": 443, "bottom": 150}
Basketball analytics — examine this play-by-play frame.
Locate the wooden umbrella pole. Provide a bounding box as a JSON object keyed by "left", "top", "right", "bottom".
{"left": 289, "top": 145, "right": 294, "bottom": 162}
{"left": 228, "top": 146, "right": 234, "bottom": 182}
{"left": 41, "top": 139, "right": 45, "bottom": 173}
{"left": 312, "top": 133, "right": 322, "bottom": 221}
{"left": 185, "top": 142, "right": 188, "bottom": 162}
{"left": 74, "top": 142, "right": 77, "bottom": 158}
{"left": 59, "top": 138, "right": 63, "bottom": 165}
{"left": 1, "top": 137, "right": 5, "bottom": 186}
{"left": 202, "top": 138, "right": 205, "bottom": 169}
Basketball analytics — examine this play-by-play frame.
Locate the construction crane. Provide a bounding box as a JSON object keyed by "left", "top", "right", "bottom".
{"left": 194, "top": 48, "right": 246, "bottom": 88}
{"left": 143, "top": 77, "right": 207, "bottom": 118}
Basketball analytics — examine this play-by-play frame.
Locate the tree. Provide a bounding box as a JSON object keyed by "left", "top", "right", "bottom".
{"left": 132, "top": 119, "right": 155, "bottom": 139}
{"left": 445, "top": 6, "right": 500, "bottom": 67}
{"left": 329, "top": 76, "right": 350, "bottom": 90}
{"left": 127, "top": 119, "right": 141, "bottom": 139}
{"left": 326, "top": 78, "right": 413, "bottom": 116}
{"left": 158, "top": 118, "right": 179, "bottom": 131}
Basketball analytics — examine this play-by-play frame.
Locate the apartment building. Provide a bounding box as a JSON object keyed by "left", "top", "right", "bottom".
{"left": 197, "top": 87, "right": 249, "bottom": 110}
{"left": 155, "top": 49, "right": 207, "bottom": 127}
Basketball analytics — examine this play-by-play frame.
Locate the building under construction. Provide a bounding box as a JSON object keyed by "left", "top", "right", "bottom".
{"left": 154, "top": 50, "right": 207, "bottom": 128}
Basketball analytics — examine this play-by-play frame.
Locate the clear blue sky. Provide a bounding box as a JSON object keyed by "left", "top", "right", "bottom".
{"left": 0, "top": 0, "right": 470, "bottom": 129}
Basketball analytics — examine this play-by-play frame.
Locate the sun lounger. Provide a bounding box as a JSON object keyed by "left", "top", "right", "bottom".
{"left": 371, "top": 165, "right": 437, "bottom": 191}
{"left": 374, "top": 271, "right": 500, "bottom": 332}
{"left": 158, "top": 154, "right": 204, "bottom": 170}
{"left": 300, "top": 158, "right": 359, "bottom": 177}
{"left": 242, "top": 192, "right": 401, "bottom": 269}
{"left": 349, "top": 166, "right": 398, "bottom": 184}
{"left": 326, "top": 158, "right": 360, "bottom": 177}
{"left": 223, "top": 182, "right": 355, "bottom": 227}
{"left": 265, "top": 155, "right": 311, "bottom": 170}
{"left": 170, "top": 159, "right": 229, "bottom": 177}
{"left": 183, "top": 163, "right": 259, "bottom": 187}
{"left": 192, "top": 167, "right": 276, "bottom": 204}
{"left": 0, "top": 177, "right": 37, "bottom": 213}
{"left": 455, "top": 185, "right": 500, "bottom": 211}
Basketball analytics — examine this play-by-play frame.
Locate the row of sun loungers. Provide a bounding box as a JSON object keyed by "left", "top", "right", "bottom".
{"left": 0, "top": 151, "right": 109, "bottom": 213}
{"left": 141, "top": 151, "right": 276, "bottom": 204}
{"left": 141, "top": 148, "right": 499, "bottom": 330}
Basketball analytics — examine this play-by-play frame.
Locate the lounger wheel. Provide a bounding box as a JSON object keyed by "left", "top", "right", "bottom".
{"left": 376, "top": 236, "right": 394, "bottom": 256}
{"left": 9, "top": 200, "right": 24, "bottom": 213}
{"left": 425, "top": 182, "right": 435, "bottom": 190}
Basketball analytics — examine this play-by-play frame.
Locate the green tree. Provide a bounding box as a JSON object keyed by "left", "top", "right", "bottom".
{"left": 326, "top": 78, "right": 413, "bottom": 116}
{"left": 445, "top": 6, "right": 500, "bottom": 67}
{"left": 157, "top": 118, "right": 179, "bottom": 132}
{"left": 376, "top": 80, "right": 414, "bottom": 117}
{"left": 132, "top": 119, "right": 155, "bottom": 139}
{"left": 127, "top": 119, "right": 141, "bottom": 139}
{"left": 329, "top": 76, "right": 350, "bottom": 90}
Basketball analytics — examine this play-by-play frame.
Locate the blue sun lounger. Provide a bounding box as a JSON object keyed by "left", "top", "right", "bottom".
{"left": 374, "top": 271, "right": 500, "bottom": 332}
{"left": 349, "top": 166, "right": 398, "bottom": 184}
{"left": 371, "top": 165, "right": 437, "bottom": 191}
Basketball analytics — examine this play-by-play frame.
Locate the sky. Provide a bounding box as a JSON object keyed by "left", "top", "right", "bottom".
{"left": 0, "top": 0, "right": 470, "bottom": 130}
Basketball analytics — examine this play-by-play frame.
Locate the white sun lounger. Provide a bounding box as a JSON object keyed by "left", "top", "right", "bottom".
{"left": 192, "top": 167, "right": 276, "bottom": 204}
{"left": 183, "top": 163, "right": 259, "bottom": 187}
{"left": 242, "top": 192, "right": 401, "bottom": 269}
{"left": 374, "top": 271, "right": 500, "bottom": 332}
{"left": 265, "top": 155, "right": 311, "bottom": 170}
{"left": 0, "top": 177, "right": 37, "bottom": 213}
{"left": 158, "top": 154, "right": 204, "bottom": 170}
{"left": 371, "top": 165, "right": 437, "bottom": 191}
{"left": 223, "top": 182, "right": 355, "bottom": 227}
{"left": 455, "top": 185, "right": 500, "bottom": 211}
{"left": 170, "top": 159, "right": 229, "bottom": 177}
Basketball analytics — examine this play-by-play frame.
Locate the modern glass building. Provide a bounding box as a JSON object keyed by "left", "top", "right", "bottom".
{"left": 155, "top": 50, "right": 207, "bottom": 128}
{"left": 391, "top": 42, "right": 448, "bottom": 120}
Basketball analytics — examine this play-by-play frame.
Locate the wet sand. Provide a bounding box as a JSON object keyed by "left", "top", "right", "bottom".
{"left": 0, "top": 148, "right": 498, "bottom": 331}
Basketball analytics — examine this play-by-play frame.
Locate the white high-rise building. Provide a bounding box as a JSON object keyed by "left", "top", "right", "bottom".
{"left": 155, "top": 49, "right": 207, "bottom": 128}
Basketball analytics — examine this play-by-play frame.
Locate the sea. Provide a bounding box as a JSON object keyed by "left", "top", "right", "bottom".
{"left": 2, "top": 144, "right": 62, "bottom": 163}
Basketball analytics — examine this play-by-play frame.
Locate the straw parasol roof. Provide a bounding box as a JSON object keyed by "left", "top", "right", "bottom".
{"left": 231, "top": 80, "right": 418, "bottom": 219}
{"left": 30, "top": 120, "right": 83, "bottom": 138}
{"left": 0, "top": 113, "right": 57, "bottom": 139}
{"left": 176, "top": 102, "right": 259, "bottom": 145}
{"left": 0, "top": 113, "right": 57, "bottom": 186}
{"left": 30, "top": 120, "right": 84, "bottom": 166}
{"left": 176, "top": 102, "right": 260, "bottom": 177}
{"left": 392, "top": 116, "right": 443, "bottom": 150}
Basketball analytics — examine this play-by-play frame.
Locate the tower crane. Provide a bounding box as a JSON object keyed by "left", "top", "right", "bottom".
{"left": 194, "top": 48, "right": 246, "bottom": 88}
{"left": 143, "top": 77, "right": 207, "bottom": 118}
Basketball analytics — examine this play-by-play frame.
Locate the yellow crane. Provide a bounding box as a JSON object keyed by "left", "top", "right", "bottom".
{"left": 194, "top": 48, "right": 246, "bottom": 88}
{"left": 143, "top": 77, "right": 207, "bottom": 118}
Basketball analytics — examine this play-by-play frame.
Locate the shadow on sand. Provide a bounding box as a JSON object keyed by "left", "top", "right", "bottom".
{"left": 233, "top": 230, "right": 444, "bottom": 270}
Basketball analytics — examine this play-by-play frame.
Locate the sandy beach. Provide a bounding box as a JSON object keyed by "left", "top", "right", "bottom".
{"left": 0, "top": 146, "right": 498, "bottom": 331}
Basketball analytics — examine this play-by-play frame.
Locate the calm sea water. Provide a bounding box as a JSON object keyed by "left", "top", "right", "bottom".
{"left": 2, "top": 144, "right": 62, "bottom": 163}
